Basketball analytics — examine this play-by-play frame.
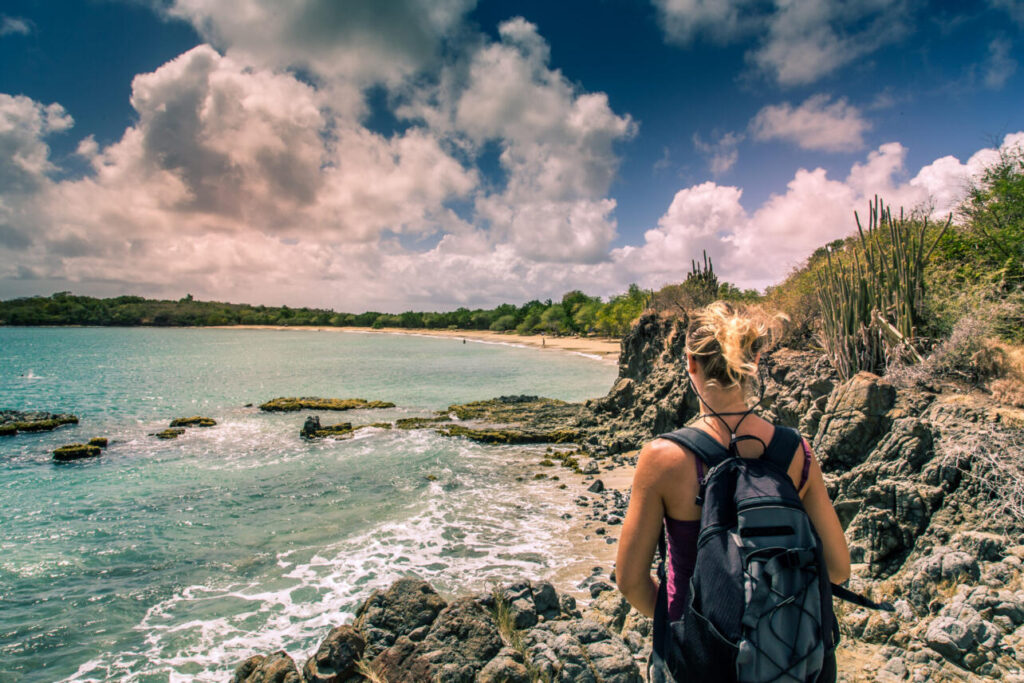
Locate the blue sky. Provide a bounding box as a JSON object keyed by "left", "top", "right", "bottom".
{"left": 0, "top": 0, "right": 1021, "bottom": 311}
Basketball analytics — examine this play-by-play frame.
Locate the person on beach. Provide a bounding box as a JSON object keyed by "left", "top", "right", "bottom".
{"left": 615, "top": 301, "right": 851, "bottom": 681}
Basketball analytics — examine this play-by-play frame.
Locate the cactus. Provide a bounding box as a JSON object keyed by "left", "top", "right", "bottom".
{"left": 816, "top": 197, "right": 950, "bottom": 379}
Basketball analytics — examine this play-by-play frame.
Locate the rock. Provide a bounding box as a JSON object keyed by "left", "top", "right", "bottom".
{"left": 52, "top": 443, "right": 101, "bottom": 461}
{"left": 589, "top": 590, "right": 631, "bottom": 632}
{"left": 0, "top": 410, "right": 79, "bottom": 436}
{"left": 259, "top": 397, "right": 394, "bottom": 412}
{"left": 500, "top": 581, "right": 539, "bottom": 630}
{"left": 153, "top": 428, "right": 185, "bottom": 439}
{"left": 588, "top": 479, "right": 605, "bottom": 493}
{"left": 477, "top": 647, "right": 530, "bottom": 683}
{"left": 169, "top": 416, "right": 216, "bottom": 427}
{"left": 589, "top": 581, "right": 615, "bottom": 599}
{"left": 87, "top": 437, "right": 108, "bottom": 448}
{"left": 532, "top": 581, "right": 561, "bottom": 620}
{"left": 560, "top": 593, "right": 581, "bottom": 619}
{"left": 231, "top": 650, "right": 300, "bottom": 683}
{"left": 437, "top": 424, "right": 581, "bottom": 445}
{"left": 925, "top": 616, "right": 973, "bottom": 662}
{"left": 813, "top": 372, "right": 896, "bottom": 470}
{"left": 373, "top": 597, "right": 502, "bottom": 682}
{"left": 395, "top": 416, "right": 448, "bottom": 429}
{"left": 300, "top": 416, "right": 354, "bottom": 439}
{"left": 302, "top": 625, "right": 364, "bottom": 682}
{"left": 356, "top": 577, "right": 447, "bottom": 658}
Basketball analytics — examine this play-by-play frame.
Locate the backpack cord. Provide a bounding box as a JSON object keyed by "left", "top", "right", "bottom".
{"left": 684, "top": 367, "right": 768, "bottom": 459}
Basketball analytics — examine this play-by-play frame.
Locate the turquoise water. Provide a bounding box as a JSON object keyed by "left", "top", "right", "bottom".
{"left": 0, "top": 328, "right": 616, "bottom": 682}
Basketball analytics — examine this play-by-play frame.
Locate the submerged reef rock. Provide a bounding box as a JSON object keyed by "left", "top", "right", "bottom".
{"left": 300, "top": 415, "right": 355, "bottom": 440}
{"left": 52, "top": 443, "right": 101, "bottom": 461}
{"left": 395, "top": 416, "right": 448, "bottom": 429}
{"left": 152, "top": 428, "right": 185, "bottom": 440}
{"left": 0, "top": 410, "right": 79, "bottom": 436}
{"left": 87, "top": 437, "right": 108, "bottom": 448}
{"left": 433, "top": 396, "right": 587, "bottom": 446}
{"left": 233, "top": 576, "right": 642, "bottom": 683}
{"left": 438, "top": 424, "right": 580, "bottom": 444}
{"left": 169, "top": 416, "right": 217, "bottom": 428}
{"left": 259, "top": 397, "right": 395, "bottom": 412}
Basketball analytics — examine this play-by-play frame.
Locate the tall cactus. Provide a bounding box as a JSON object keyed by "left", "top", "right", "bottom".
{"left": 816, "top": 197, "right": 950, "bottom": 379}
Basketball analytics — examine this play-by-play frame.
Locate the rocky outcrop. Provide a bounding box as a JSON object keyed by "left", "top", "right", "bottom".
{"left": 169, "top": 416, "right": 217, "bottom": 427}
{"left": 300, "top": 416, "right": 355, "bottom": 440}
{"left": 302, "top": 625, "right": 364, "bottom": 682}
{"left": 582, "top": 313, "right": 696, "bottom": 454}
{"left": 231, "top": 651, "right": 301, "bottom": 683}
{"left": 259, "top": 398, "right": 395, "bottom": 412}
{"left": 0, "top": 410, "right": 79, "bottom": 436}
{"left": 152, "top": 428, "right": 185, "bottom": 440}
{"left": 233, "top": 577, "right": 644, "bottom": 683}
{"left": 52, "top": 443, "right": 101, "bottom": 461}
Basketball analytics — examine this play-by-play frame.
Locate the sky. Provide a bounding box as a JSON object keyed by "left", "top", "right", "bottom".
{"left": 1, "top": 0, "right": 1022, "bottom": 312}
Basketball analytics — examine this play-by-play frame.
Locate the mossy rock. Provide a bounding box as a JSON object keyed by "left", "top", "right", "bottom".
{"left": 436, "top": 424, "right": 581, "bottom": 445}
{"left": 358, "top": 422, "right": 393, "bottom": 430}
{"left": 539, "top": 458, "right": 555, "bottom": 466}
{"left": 88, "top": 437, "right": 108, "bottom": 448}
{"left": 395, "top": 416, "right": 448, "bottom": 429}
{"left": 425, "top": 474, "right": 439, "bottom": 481}
{"left": 13, "top": 416, "right": 79, "bottom": 432}
{"left": 259, "top": 397, "right": 395, "bottom": 412}
{"left": 153, "top": 428, "right": 186, "bottom": 440}
{"left": 53, "top": 443, "right": 102, "bottom": 461}
{"left": 0, "top": 424, "right": 16, "bottom": 436}
{"left": 169, "top": 416, "right": 217, "bottom": 428}
{"left": 314, "top": 424, "right": 355, "bottom": 439}
{"left": 534, "top": 473, "right": 547, "bottom": 479}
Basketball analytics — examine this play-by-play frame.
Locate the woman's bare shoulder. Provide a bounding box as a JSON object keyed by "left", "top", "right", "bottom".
{"left": 636, "top": 436, "right": 693, "bottom": 479}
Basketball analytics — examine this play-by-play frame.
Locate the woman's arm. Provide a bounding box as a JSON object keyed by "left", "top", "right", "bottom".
{"left": 800, "top": 443, "right": 851, "bottom": 585}
{"left": 615, "top": 440, "right": 672, "bottom": 617}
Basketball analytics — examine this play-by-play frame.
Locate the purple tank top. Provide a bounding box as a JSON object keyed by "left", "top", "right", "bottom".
{"left": 663, "top": 435, "right": 813, "bottom": 620}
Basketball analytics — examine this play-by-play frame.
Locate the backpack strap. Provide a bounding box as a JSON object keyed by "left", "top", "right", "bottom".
{"left": 832, "top": 583, "right": 895, "bottom": 611}
{"left": 657, "top": 426, "right": 731, "bottom": 470}
{"left": 760, "top": 425, "right": 802, "bottom": 473}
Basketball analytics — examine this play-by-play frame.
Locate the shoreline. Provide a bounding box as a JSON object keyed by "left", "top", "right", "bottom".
{"left": 207, "top": 325, "right": 621, "bottom": 363}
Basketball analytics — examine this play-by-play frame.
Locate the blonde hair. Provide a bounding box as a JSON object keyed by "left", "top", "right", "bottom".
{"left": 685, "top": 301, "right": 785, "bottom": 388}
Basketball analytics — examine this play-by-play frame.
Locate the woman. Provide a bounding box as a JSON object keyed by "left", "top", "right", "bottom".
{"left": 615, "top": 301, "right": 850, "bottom": 679}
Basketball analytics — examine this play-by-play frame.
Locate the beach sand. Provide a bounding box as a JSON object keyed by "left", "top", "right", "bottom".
{"left": 209, "top": 325, "right": 621, "bottom": 363}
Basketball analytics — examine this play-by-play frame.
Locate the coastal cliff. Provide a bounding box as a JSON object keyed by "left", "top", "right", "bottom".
{"left": 235, "top": 313, "right": 1024, "bottom": 682}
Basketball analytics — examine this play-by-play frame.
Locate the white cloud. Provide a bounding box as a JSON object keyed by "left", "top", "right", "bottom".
{"left": 750, "top": 95, "right": 870, "bottom": 152}
{"left": 406, "top": 17, "right": 636, "bottom": 264}
{"left": 693, "top": 131, "right": 743, "bottom": 175}
{"left": 0, "top": 95, "right": 72, "bottom": 194}
{"left": 614, "top": 133, "right": 1024, "bottom": 292}
{"left": 652, "top": 0, "right": 760, "bottom": 44}
{"left": 984, "top": 37, "right": 1018, "bottom": 89}
{"left": 653, "top": 0, "right": 912, "bottom": 86}
{"left": 166, "top": 0, "right": 475, "bottom": 89}
{"left": 0, "top": 16, "right": 31, "bottom": 36}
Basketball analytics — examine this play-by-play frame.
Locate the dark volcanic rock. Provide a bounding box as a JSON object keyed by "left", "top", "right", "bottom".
{"left": 300, "top": 416, "right": 354, "bottom": 440}
{"left": 355, "top": 577, "right": 447, "bottom": 658}
{"left": 152, "top": 428, "right": 185, "bottom": 440}
{"left": 231, "top": 650, "right": 300, "bottom": 683}
{"left": 813, "top": 371, "right": 896, "bottom": 470}
{"left": 583, "top": 313, "right": 697, "bottom": 454}
{"left": 87, "top": 437, "right": 108, "bottom": 448}
{"left": 373, "top": 597, "right": 502, "bottom": 682}
{"left": 302, "top": 624, "right": 364, "bottom": 682}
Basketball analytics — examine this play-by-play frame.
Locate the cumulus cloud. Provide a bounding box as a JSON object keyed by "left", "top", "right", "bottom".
{"left": 652, "top": 0, "right": 760, "bottom": 44}
{"left": 750, "top": 95, "right": 870, "bottom": 152}
{"left": 0, "top": 95, "right": 72, "bottom": 194}
{"left": 653, "top": 0, "right": 911, "bottom": 86}
{"left": 614, "top": 132, "right": 1024, "bottom": 292}
{"left": 693, "top": 131, "right": 743, "bottom": 175}
{"left": 167, "top": 0, "right": 475, "bottom": 88}
{"left": 405, "top": 17, "right": 636, "bottom": 264}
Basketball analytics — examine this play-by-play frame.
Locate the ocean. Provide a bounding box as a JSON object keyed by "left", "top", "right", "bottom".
{"left": 0, "top": 327, "right": 617, "bottom": 682}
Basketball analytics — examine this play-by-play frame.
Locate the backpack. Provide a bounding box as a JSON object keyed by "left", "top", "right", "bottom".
{"left": 650, "top": 425, "right": 892, "bottom": 683}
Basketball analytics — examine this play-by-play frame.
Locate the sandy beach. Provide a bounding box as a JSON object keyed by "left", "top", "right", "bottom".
{"left": 209, "top": 325, "right": 621, "bottom": 363}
